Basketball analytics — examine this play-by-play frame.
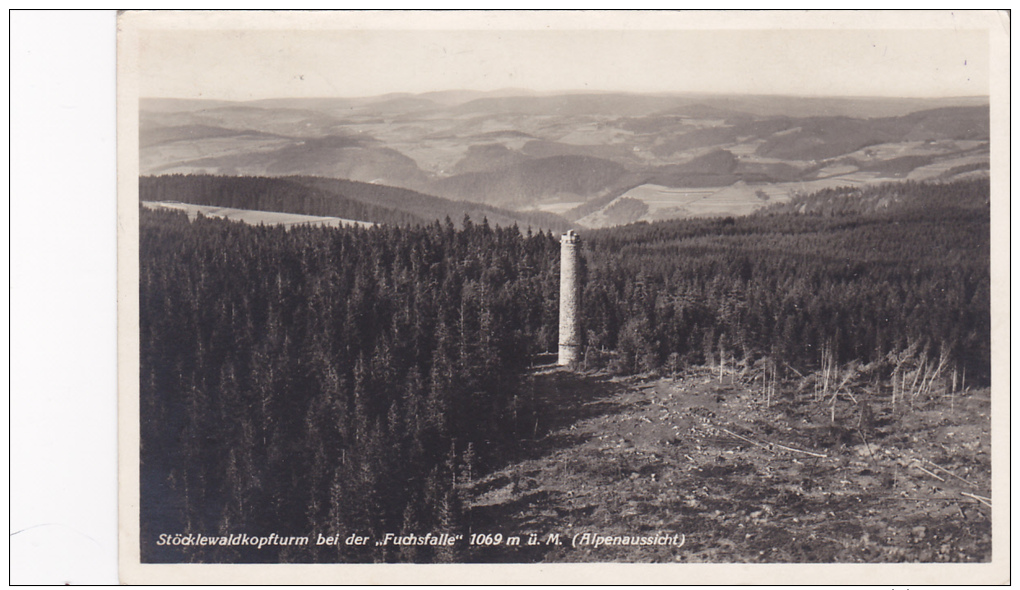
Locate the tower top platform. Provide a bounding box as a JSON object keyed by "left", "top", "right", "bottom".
{"left": 561, "top": 230, "right": 578, "bottom": 244}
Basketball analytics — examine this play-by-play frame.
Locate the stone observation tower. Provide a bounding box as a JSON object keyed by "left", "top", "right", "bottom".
{"left": 558, "top": 230, "right": 581, "bottom": 366}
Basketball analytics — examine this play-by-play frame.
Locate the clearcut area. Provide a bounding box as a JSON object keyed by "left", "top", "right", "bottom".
{"left": 462, "top": 367, "right": 991, "bottom": 563}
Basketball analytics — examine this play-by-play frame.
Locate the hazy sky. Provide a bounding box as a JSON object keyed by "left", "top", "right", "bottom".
{"left": 136, "top": 15, "right": 991, "bottom": 101}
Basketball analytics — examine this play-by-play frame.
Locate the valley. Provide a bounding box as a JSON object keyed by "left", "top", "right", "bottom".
{"left": 140, "top": 92, "right": 989, "bottom": 228}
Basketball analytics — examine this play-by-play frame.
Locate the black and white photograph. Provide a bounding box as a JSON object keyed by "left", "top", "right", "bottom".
{"left": 116, "top": 10, "right": 1008, "bottom": 584}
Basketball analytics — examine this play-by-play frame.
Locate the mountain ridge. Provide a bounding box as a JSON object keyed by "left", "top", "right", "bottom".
{"left": 140, "top": 92, "right": 990, "bottom": 227}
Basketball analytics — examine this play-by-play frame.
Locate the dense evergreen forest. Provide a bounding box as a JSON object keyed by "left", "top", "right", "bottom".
{"left": 140, "top": 177, "right": 990, "bottom": 563}
{"left": 579, "top": 179, "right": 990, "bottom": 380}
{"left": 141, "top": 210, "right": 561, "bottom": 562}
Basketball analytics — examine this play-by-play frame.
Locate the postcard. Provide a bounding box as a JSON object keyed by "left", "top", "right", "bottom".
{"left": 118, "top": 10, "right": 1009, "bottom": 584}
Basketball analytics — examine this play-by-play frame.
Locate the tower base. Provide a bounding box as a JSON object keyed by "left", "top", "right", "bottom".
{"left": 558, "top": 344, "right": 580, "bottom": 366}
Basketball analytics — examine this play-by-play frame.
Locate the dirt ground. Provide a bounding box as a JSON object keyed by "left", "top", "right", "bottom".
{"left": 463, "top": 367, "right": 992, "bottom": 563}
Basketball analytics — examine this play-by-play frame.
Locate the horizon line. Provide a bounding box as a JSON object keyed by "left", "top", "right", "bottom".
{"left": 139, "top": 90, "right": 992, "bottom": 102}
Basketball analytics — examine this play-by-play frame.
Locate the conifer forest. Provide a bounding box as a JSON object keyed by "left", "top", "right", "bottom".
{"left": 140, "top": 177, "right": 991, "bottom": 563}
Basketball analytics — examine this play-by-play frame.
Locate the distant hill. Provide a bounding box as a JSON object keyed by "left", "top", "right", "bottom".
{"left": 244, "top": 96, "right": 365, "bottom": 112}
{"left": 142, "top": 129, "right": 431, "bottom": 189}
{"left": 429, "top": 155, "right": 628, "bottom": 206}
{"left": 450, "top": 143, "right": 529, "bottom": 175}
{"left": 143, "top": 92, "right": 987, "bottom": 119}
{"left": 892, "top": 106, "right": 990, "bottom": 141}
{"left": 662, "top": 94, "right": 989, "bottom": 119}
{"left": 755, "top": 116, "right": 897, "bottom": 161}
{"left": 141, "top": 104, "right": 352, "bottom": 138}
{"left": 757, "top": 177, "right": 990, "bottom": 217}
{"left": 139, "top": 174, "right": 575, "bottom": 232}
{"left": 444, "top": 92, "right": 989, "bottom": 119}
{"left": 285, "top": 176, "right": 575, "bottom": 231}
{"left": 139, "top": 93, "right": 989, "bottom": 224}
{"left": 138, "top": 125, "right": 283, "bottom": 148}
{"left": 755, "top": 106, "right": 989, "bottom": 161}
{"left": 519, "top": 140, "right": 642, "bottom": 166}
{"left": 644, "top": 149, "right": 740, "bottom": 187}
{"left": 139, "top": 98, "right": 235, "bottom": 112}
{"left": 650, "top": 117, "right": 795, "bottom": 157}
{"left": 450, "top": 93, "right": 692, "bottom": 117}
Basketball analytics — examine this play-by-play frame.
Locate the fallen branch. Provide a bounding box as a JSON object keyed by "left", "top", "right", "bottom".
{"left": 856, "top": 427, "right": 875, "bottom": 462}
{"left": 782, "top": 361, "right": 805, "bottom": 379}
{"left": 960, "top": 491, "right": 992, "bottom": 508}
{"left": 712, "top": 424, "right": 828, "bottom": 459}
{"left": 923, "top": 459, "right": 978, "bottom": 488}
{"left": 892, "top": 497, "right": 973, "bottom": 503}
{"left": 914, "top": 464, "right": 946, "bottom": 482}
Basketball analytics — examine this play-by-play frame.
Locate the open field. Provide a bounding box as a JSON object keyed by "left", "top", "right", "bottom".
{"left": 532, "top": 199, "right": 588, "bottom": 215}
{"left": 141, "top": 201, "right": 375, "bottom": 229}
{"left": 618, "top": 185, "right": 719, "bottom": 212}
{"left": 575, "top": 181, "right": 801, "bottom": 227}
{"left": 577, "top": 159, "right": 989, "bottom": 228}
{"left": 464, "top": 367, "right": 992, "bottom": 563}
{"left": 907, "top": 154, "right": 991, "bottom": 181}
{"left": 843, "top": 140, "right": 987, "bottom": 161}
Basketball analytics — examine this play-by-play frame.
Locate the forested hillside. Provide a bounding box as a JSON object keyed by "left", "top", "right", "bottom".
{"left": 139, "top": 174, "right": 575, "bottom": 232}
{"left": 579, "top": 178, "right": 990, "bottom": 382}
{"left": 428, "top": 154, "right": 629, "bottom": 206}
{"left": 140, "top": 210, "right": 561, "bottom": 562}
{"left": 139, "top": 177, "right": 989, "bottom": 563}
{"left": 285, "top": 175, "right": 573, "bottom": 231}
{"left": 140, "top": 174, "right": 423, "bottom": 226}
{"left": 758, "top": 178, "right": 990, "bottom": 216}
